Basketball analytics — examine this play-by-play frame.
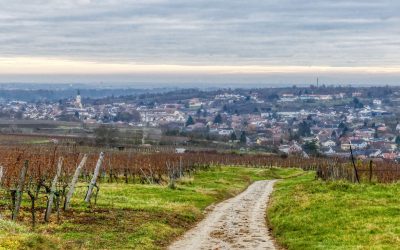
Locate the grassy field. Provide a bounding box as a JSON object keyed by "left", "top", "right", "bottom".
{"left": 268, "top": 172, "right": 400, "bottom": 250}
{"left": 0, "top": 166, "right": 301, "bottom": 250}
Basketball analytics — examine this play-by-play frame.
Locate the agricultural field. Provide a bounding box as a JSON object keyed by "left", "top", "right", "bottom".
{"left": 268, "top": 172, "right": 400, "bottom": 249}
{"left": 1, "top": 144, "right": 399, "bottom": 249}
{"left": 0, "top": 135, "right": 53, "bottom": 145}
{"left": 0, "top": 165, "right": 300, "bottom": 249}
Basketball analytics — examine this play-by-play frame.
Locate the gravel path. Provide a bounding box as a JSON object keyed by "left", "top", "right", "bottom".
{"left": 169, "top": 180, "right": 277, "bottom": 250}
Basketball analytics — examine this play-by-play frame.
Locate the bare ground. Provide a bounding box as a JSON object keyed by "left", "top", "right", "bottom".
{"left": 169, "top": 180, "right": 277, "bottom": 250}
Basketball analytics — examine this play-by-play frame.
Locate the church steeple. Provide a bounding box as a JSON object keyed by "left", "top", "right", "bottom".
{"left": 75, "top": 89, "right": 83, "bottom": 109}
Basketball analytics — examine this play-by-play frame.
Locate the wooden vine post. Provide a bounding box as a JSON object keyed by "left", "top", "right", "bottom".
{"left": 369, "top": 160, "right": 373, "bottom": 183}
{"left": 45, "top": 157, "right": 63, "bottom": 222}
{"left": 64, "top": 154, "right": 88, "bottom": 210}
{"left": 27, "top": 176, "right": 37, "bottom": 229}
{"left": 167, "top": 161, "right": 176, "bottom": 189}
{"left": 85, "top": 152, "right": 104, "bottom": 203}
{"left": 179, "top": 156, "right": 183, "bottom": 178}
{"left": 349, "top": 146, "right": 360, "bottom": 183}
{"left": 12, "top": 160, "right": 29, "bottom": 221}
{"left": 0, "top": 165, "right": 3, "bottom": 185}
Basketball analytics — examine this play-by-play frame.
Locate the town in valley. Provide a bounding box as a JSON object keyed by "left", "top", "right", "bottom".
{"left": 0, "top": 84, "right": 399, "bottom": 161}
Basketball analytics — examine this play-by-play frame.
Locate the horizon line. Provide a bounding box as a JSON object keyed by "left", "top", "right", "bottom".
{"left": 1, "top": 57, "right": 400, "bottom": 75}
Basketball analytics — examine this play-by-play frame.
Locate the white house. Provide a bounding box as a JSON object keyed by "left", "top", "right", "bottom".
{"left": 369, "top": 150, "right": 382, "bottom": 158}
{"left": 324, "top": 147, "right": 336, "bottom": 155}
{"left": 349, "top": 139, "right": 368, "bottom": 150}
{"left": 321, "top": 140, "right": 336, "bottom": 147}
{"left": 175, "top": 148, "right": 186, "bottom": 154}
{"left": 373, "top": 99, "right": 382, "bottom": 106}
{"left": 396, "top": 123, "right": 400, "bottom": 132}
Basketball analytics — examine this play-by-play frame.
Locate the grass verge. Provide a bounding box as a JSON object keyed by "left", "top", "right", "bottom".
{"left": 268, "top": 172, "right": 400, "bottom": 249}
{"left": 1, "top": 166, "right": 300, "bottom": 250}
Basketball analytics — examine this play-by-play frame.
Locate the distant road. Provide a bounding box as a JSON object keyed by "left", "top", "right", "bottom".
{"left": 0, "top": 119, "right": 82, "bottom": 127}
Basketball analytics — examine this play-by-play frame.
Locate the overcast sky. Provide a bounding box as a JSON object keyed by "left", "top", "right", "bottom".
{"left": 1, "top": 0, "right": 399, "bottom": 85}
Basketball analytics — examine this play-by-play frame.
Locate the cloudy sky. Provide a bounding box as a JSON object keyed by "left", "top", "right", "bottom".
{"left": 0, "top": 0, "right": 399, "bottom": 85}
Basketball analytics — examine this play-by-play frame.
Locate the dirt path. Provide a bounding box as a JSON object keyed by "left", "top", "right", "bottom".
{"left": 169, "top": 180, "right": 277, "bottom": 250}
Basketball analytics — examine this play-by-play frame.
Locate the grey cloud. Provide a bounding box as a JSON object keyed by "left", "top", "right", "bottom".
{"left": 0, "top": 0, "right": 399, "bottom": 67}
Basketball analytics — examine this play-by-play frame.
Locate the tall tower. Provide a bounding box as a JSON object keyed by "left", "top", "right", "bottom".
{"left": 76, "top": 89, "right": 83, "bottom": 109}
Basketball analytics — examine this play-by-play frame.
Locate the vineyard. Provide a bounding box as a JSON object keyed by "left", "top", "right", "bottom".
{"left": 315, "top": 159, "right": 400, "bottom": 183}
{"left": 0, "top": 145, "right": 399, "bottom": 230}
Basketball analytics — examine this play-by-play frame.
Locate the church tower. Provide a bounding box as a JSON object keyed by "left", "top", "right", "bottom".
{"left": 76, "top": 89, "right": 83, "bottom": 109}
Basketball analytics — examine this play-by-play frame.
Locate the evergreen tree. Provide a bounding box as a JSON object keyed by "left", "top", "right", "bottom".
{"left": 196, "top": 108, "right": 202, "bottom": 118}
{"left": 298, "top": 121, "right": 311, "bottom": 137}
{"left": 331, "top": 130, "right": 337, "bottom": 139}
{"left": 186, "top": 115, "right": 194, "bottom": 127}
{"left": 395, "top": 136, "right": 400, "bottom": 147}
{"left": 240, "top": 131, "right": 247, "bottom": 144}
{"left": 303, "top": 140, "right": 319, "bottom": 156}
{"left": 338, "top": 121, "right": 346, "bottom": 129}
{"left": 353, "top": 97, "right": 364, "bottom": 109}
{"left": 202, "top": 108, "right": 208, "bottom": 118}
{"left": 214, "top": 114, "right": 223, "bottom": 124}
{"left": 230, "top": 132, "right": 237, "bottom": 141}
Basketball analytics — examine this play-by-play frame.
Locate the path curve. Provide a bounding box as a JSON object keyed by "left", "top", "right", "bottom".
{"left": 169, "top": 180, "right": 277, "bottom": 250}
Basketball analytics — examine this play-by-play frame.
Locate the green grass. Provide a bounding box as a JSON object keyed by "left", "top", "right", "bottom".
{"left": 0, "top": 220, "right": 60, "bottom": 250}
{"left": 27, "top": 139, "right": 51, "bottom": 144}
{"left": 268, "top": 172, "right": 400, "bottom": 250}
{"left": 1, "top": 166, "right": 300, "bottom": 250}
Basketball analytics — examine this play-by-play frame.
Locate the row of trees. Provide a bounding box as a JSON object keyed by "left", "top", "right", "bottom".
{"left": 185, "top": 113, "right": 223, "bottom": 127}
